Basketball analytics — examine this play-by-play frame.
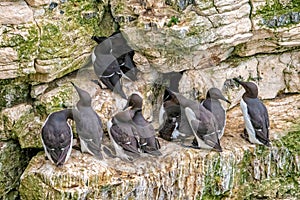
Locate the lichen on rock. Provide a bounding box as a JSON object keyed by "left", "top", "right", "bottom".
{"left": 0, "top": 141, "right": 32, "bottom": 199}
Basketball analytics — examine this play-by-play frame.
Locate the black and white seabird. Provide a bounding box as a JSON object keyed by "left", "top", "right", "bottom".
{"left": 125, "top": 93, "right": 161, "bottom": 156}
{"left": 41, "top": 109, "right": 73, "bottom": 166}
{"left": 107, "top": 31, "right": 138, "bottom": 81}
{"left": 233, "top": 78, "right": 271, "bottom": 146}
{"left": 185, "top": 102, "right": 222, "bottom": 152}
{"left": 159, "top": 88, "right": 222, "bottom": 151}
{"left": 91, "top": 37, "right": 127, "bottom": 99}
{"left": 107, "top": 109, "right": 141, "bottom": 161}
{"left": 91, "top": 32, "right": 138, "bottom": 99}
{"left": 71, "top": 82, "right": 104, "bottom": 159}
{"left": 202, "top": 88, "right": 231, "bottom": 138}
{"left": 158, "top": 88, "right": 193, "bottom": 141}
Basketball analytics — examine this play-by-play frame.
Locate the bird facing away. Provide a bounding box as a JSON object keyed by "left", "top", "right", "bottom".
{"left": 124, "top": 93, "right": 162, "bottom": 156}
{"left": 202, "top": 87, "right": 231, "bottom": 139}
{"left": 91, "top": 31, "right": 138, "bottom": 99}
{"left": 107, "top": 109, "right": 141, "bottom": 161}
{"left": 71, "top": 82, "right": 104, "bottom": 159}
{"left": 41, "top": 109, "right": 73, "bottom": 166}
{"left": 233, "top": 78, "right": 271, "bottom": 147}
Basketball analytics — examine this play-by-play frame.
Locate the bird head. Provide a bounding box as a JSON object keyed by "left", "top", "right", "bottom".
{"left": 233, "top": 78, "right": 258, "bottom": 98}
{"left": 71, "top": 82, "right": 92, "bottom": 107}
{"left": 206, "top": 87, "right": 231, "bottom": 104}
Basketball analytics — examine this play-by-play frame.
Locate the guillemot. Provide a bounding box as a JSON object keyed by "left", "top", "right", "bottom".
{"left": 158, "top": 88, "right": 193, "bottom": 141}
{"left": 41, "top": 109, "right": 73, "bottom": 166}
{"left": 91, "top": 37, "right": 127, "bottom": 99}
{"left": 159, "top": 88, "right": 222, "bottom": 151}
{"left": 71, "top": 82, "right": 104, "bottom": 159}
{"left": 185, "top": 101, "right": 223, "bottom": 152}
{"left": 107, "top": 109, "right": 141, "bottom": 161}
{"left": 233, "top": 78, "right": 271, "bottom": 147}
{"left": 91, "top": 32, "right": 138, "bottom": 98}
{"left": 202, "top": 88, "right": 231, "bottom": 138}
{"left": 125, "top": 93, "right": 161, "bottom": 156}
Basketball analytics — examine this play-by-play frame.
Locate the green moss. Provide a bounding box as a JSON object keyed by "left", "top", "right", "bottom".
{"left": 0, "top": 79, "right": 30, "bottom": 110}
{"left": 13, "top": 112, "right": 43, "bottom": 149}
{"left": 186, "top": 26, "right": 204, "bottom": 37}
{"left": 0, "top": 141, "right": 31, "bottom": 198}
{"left": 0, "top": 25, "right": 39, "bottom": 62}
{"left": 276, "top": 128, "right": 300, "bottom": 155}
{"left": 40, "top": 85, "right": 74, "bottom": 114}
{"left": 256, "top": 0, "right": 300, "bottom": 28}
{"left": 237, "top": 150, "right": 252, "bottom": 185}
{"left": 167, "top": 16, "right": 180, "bottom": 27}
{"left": 256, "top": 0, "right": 300, "bottom": 19}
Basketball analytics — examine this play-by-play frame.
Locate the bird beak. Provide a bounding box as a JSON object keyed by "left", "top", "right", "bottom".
{"left": 71, "top": 82, "right": 79, "bottom": 93}
{"left": 71, "top": 82, "right": 84, "bottom": 99}
{"left": 233, "top": 78, "right": 246, "bottom": 86}
{"left": 123, "top": 101, "right": 132, "bottom": 111}
{"left": 224, "top": 98, "right": 231, "bottom": 104}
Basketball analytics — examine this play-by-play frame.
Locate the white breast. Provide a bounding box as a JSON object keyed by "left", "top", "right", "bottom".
{"left": 185, "top": 107, "right": 212, "bottom": 149}
{"left": 240, "top": 99, "right": 263, "bottom": 145}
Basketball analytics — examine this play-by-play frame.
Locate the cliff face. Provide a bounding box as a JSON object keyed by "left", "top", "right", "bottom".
{"left": 0, "top": 0, "right": 299, "bottom": 199}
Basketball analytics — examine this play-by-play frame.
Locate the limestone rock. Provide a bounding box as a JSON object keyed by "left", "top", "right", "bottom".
{"left": 178, "top": 50, "right": 300, "bottom": 101}
{"left": 29, "top": 0, "right": 109, "bottom": 83}
{"left": 19, "top": 95, "right": 300, "bottom": 199}
{"left": 0, "top": 1, "right": 34, "bottom": 25}
{"left": 0, "top": 141, "right": 31, "bottom": 199}
{"left": 0, "top": 79, "right": 30, "bottom": 109}
{"left": 235, "top": 0, "right": 300, "bottom": 57}
{"left": 25, "top": 0, "right": 50, "bottom": 7}
{"left": 0, "top": 104, "right": 43, "bottom": 148}
{"left": 112, "top": 0, "right": 252, "bottom": 72}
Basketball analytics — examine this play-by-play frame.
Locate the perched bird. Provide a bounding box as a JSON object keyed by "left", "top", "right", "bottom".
{"left": 125, "top": 93, "right": 161, "bottom": 156}
{"left": 159, "top": 88, "right": 222, "bottom": 151}
{"left": 91, "top": 37, "right": 126, "bottom": 99}
{"left": 107, "top": 31, "right": 138, "bottom": 81}
{"left": 41, "top": 109, "right": 73, "bottom": 166}
{"left": 202, "top": 88, "right": 231, "bottom": 138}
{"left": 107, "top": 109, "right": 141, "bottom": 161}
{"left": 158, "top": 88, "right": 193, "bottom": 141}
{"left": 91, "top": 32, "right": 138, "bottom": 99}
{"left": 233, "top": 78, "right": 271, "bottom": 146}
{"left": 185, "top": 100, "right": 222, "bottom": 152}
{"left": 71, "top": 82, "right": 104, "bottom": 159}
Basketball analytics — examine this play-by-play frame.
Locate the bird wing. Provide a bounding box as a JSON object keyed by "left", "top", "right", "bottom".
{"left": 190, "top": 119, "right": 221, "bottom": 150}
{"left": 246, "top": 99, "right": 270, "bottom": 145}
{"left": 110, "top": 123, "right": 140, "bottom": 154}
{"left": 42, "top": 123, "right": 72, "bottom": 165}
{"left": 75, "top": 109, "right": 104, "bottom": 159}
{"left": 100, "top": 73, "right": 126, "bottom": 99}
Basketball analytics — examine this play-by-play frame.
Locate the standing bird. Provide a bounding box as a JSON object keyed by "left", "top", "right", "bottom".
{"left": 202, "top": 88, "right": 231, "bottom": 138}
{"left": 91, "top": 32, "right": 138, "bottom": 99}
{"left": 41, "top": 109, "right": 73, "bottom": 166}
{"left": 158, "top": 88, "right": 193, "bottom": 141}
{"left": 91, "top": 37, "right": 126, "bottom": 99}
{"left": 125, "top": 93, "right": 161, "bottom": 156}
{"left": 159, "top": 88, "right": 222, "bottom": 151}
{"left": 107, "top": 109, "right": 141, "bottom": 161}
{"left": 71, "top": 82, "right": 104, "bottom": 159}
{"left": 233, "top": 78, "right": 271, "bottom": 146}
{"left": 185, "top": 102, "right": 223, "bottom": 152}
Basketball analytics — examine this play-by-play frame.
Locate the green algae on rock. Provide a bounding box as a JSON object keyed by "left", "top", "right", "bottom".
{"left": 0, "top": 141, "right": 32, "bottom": 199}
{"left": 19, "top": 126, "right": 300, "bottom": 199}
{"left": 0, "top": 79, "right": 30, "bottom": 110}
